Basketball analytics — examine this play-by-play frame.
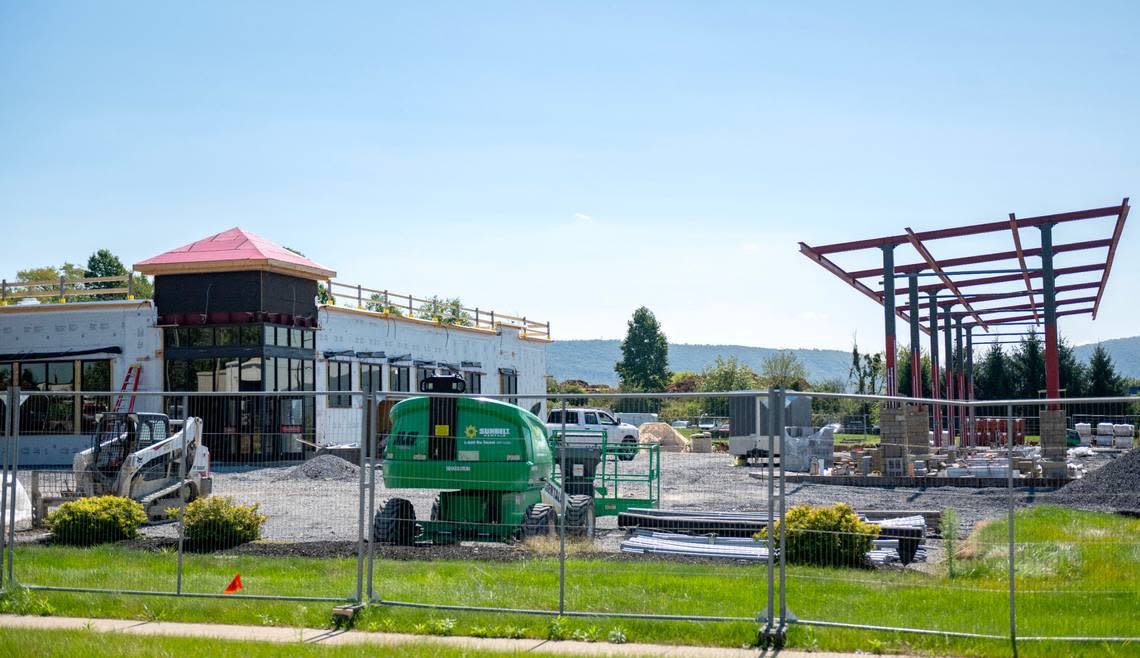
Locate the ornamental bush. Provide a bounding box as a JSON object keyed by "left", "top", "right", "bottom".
{"left": 46, "top": 496, "right": 147, "bottom": 546}
{"left": 762, "top": 503, "right": 878, "bottom": 568}
{"left": 170, "top": 496, "right": 266, "bottom": 551}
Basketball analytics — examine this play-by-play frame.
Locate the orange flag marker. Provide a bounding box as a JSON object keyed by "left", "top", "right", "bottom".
{"left": 223, "top": 573, "right": 243, "bottom": 595}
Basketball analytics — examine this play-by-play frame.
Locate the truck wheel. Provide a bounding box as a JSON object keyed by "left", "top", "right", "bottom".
{"left": 619, "top": 436, "right": 638, "bottom": 461}
{"left": 522, "top": 503, "right": 556, "bottom": 538}
{"left": 374, "top": 498, "right": 417, "bottom": 545}
{"left": 565, "top": 495, "right": 595, "bottom": 538}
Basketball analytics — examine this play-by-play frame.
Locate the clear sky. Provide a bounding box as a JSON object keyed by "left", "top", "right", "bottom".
{"left": 2, "top": 2, "right": 1137, "bottom": 351}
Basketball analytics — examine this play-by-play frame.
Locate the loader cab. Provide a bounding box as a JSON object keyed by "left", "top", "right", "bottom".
{"left": 90, "top": 413, "right": 171, "bottom": 479}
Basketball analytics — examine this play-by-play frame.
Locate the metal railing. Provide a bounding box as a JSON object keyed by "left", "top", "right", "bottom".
{"left": 0, "top": 274, "right": 138, "bottom": 305}
{"left": 325, "top": 280, "right": 550, "bottom": 339}
{"left": 0, "top": 386, "right": 1137, "bottom": 648}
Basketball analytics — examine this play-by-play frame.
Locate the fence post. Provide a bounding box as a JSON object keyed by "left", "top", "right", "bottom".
{"left": 558, "top": 398, "right": 567, "bottom": 615}
{"left": 176, "top": 394, "right": 189, "bottom": 594}
{"left": 1007, "top": 402, "right": 1016, "bottom": 650}
{"left": 777, "top": 388, "right": 787, "bottom": 628}
{"left": 356, "top": 392, "right": 368, "bottom": 604}
{"left": 127, "top": 273, "right": 135, "bottom": 300}
{"left": 0, "top": 386, "right": 12, "bottom": 589}
{"left": 58, "top": 275, "right": 66, "bottom": 303}
{"left": 367, "top": 392, "right": 380, "bottom": 600}
{"left": 765, "top": 389, "right": 775, "bottom": 630}
{"left": 6, "top": 387, "right": 20, "bottom": 584}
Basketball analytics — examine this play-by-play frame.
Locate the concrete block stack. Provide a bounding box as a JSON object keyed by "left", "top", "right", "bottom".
{"left": 1039, "top": 409, "right": 1067, "bottom": 461}
{"left": 904, "top": 404, "right": 931, "bottom": 457}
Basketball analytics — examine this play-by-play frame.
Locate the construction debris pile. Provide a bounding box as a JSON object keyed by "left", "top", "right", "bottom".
{"left": 1049, "top": 448, "right": 1140, "bottom": 512}
{"left": 617, "top": 508, "right": 927, "bottom": 567}
{"left": 279, "top": 454, "right": 360, "bottom": 482}
{"left": 638, "top": 423, "right": 690, "bottom": 452}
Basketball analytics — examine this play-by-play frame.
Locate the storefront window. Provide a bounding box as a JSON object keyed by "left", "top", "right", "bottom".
{"left": 240, "top": 357, "right": 262, "bottom": 392}
{"left": 464, "top": 372, "right": 482, "bottom": 394}
{"left": 20, "top": 363, "right": 46, "bottom": 390}
{"left": 241, "top": 325, "right": 261, "bottom": 345}
{"left": 47, "top": 362, "right": 74, "bottom": 391}
{"left": 389, "top": 366, "right": 410, "bottom": 392}
{"left": 189, "top": 327, "right": 214, "bottom": 347}
{"left": 216, "top": 326, "right": 238, "bottom": 346}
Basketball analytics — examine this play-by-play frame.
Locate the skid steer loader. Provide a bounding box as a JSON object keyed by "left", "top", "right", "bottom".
{"left": 73, "top": 412, "right": 213, "bottom": 520}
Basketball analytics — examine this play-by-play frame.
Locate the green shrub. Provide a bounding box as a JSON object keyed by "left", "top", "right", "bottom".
{"left": 170, "top": 496, "right": 266, "bottom": 550}
{"left": 761, "top": 503, "right": 878, "bottom": 568}
{"left": 46, "top": 496, "right": 147, "bottom": 546}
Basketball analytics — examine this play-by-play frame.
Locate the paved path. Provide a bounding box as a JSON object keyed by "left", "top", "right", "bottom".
{"left": 0, "top": 614, "right": 924, "bottom": 657}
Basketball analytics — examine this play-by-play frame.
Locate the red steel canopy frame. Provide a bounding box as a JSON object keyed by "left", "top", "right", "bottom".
{"left": 799, "top": 198, "right": 1129, "bottom": 446}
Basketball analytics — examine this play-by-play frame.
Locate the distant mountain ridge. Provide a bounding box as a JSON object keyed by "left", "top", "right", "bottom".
{"left": 548, "top": 335, "right": 1140, "bottom": 387}
{"left": 546, "top": 339, "right": 852, "bottom": 387}
{"left": 1072, "top": 336, "right": 1140, "bottom": 379}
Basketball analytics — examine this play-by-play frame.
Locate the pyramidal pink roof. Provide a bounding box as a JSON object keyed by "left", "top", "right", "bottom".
{"left": 134, "top": 227, "right": 335, "bottom": 280}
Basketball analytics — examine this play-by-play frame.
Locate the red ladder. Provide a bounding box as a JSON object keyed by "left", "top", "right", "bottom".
{"left": 113, "top": 364, "right": 142, "bottom": 413}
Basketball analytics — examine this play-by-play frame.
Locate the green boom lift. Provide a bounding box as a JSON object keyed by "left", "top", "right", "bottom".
{"left": 374, "top": 375, "right": 595, "bottom": 545}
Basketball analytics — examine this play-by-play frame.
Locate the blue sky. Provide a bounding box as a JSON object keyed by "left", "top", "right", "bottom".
{"left": 2, "top": 2, "right": 1137, "bottom": 351}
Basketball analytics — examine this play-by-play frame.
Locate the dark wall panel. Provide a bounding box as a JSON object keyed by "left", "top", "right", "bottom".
{"left": 154, "top": 271, "right": 317, "bottom": 317}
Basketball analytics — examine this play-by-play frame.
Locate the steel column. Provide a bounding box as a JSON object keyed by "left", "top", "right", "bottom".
{"left": 928, "top": 292, "right": 942, "bottom": 446}
{"left": 943, "top": 306, "right": 955, "bottom": 444}
{"left": 882, "top": 246, "right": 898, "bottom": 400}
{"left": 966, "top": 327, "right": 975, "bottom": 446}
{"left": 955, "top": 317, "right": 965, "bottom": 446}
{"left": 1039, "top": 222, "right": 1061, "bottom": 406}
{"left": 908, "top": 273, "right": 922, "bottom": 397}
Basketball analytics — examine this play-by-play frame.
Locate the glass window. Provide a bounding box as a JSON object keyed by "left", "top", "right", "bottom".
{"left": 290, "top": 359, "right": 303, "bottom": 392}
{"left": 217, "top": 358, "right": 239, "bottom": 392}
{"left": 290, "top": 328, "right": 302, "bottom": 349}
{"left": 81, "top": 361, "right": 111, "bottom": 392}
{"left": 416, "top": 367, "right": 433, "bottom": 391}
{"left": 0, "top": 363, "right": 11, "bottom": 389}
{"left": 263, "top": 325, "right": 276, "bottom": 346}
{"left": 277, "top": 326, "right": 290, "bottom": 347}
{"left": 499, "top": 372, "right": 518, "bottom": 406}
{"left": 302, "top": 330, "right": 314, "bottom": 349}
{"left": 216, "top": 326, "right": 238, "bottom": 346}
{"left": 47, "top": 362, "right": 74, "bottom": 391}
{"left": 189, "top": 327, "right": 214, "bottom": 347}
{"left": 191, "top": 358, "right": 215, "bottom": 391}
{"left": 327, "top": 361, "right": 351, "bottom": 407}
{"left": 20, "top": 363, "right": 46, "bottom": 390}
{"left": 389, "top": 366, "right": 410, "bottom": 393}
{"left": 166, "top": 360, "right": 189, "bottom": 391}
{"left": 464, "top": 372, "right": 482, "bottom": 394}
{"left": 302, "top": 359, "right": 314, "bottom": 391}
{"left": 264, "top": 357, "right": 276, "bottom": 392}
{"left": 598, "top": 412, "right": 617, "bottom": 425}
{"left": 361, "top": 364, "right": 382, "bottom": 393}
{"left": 276, "top": 357, "right": 289, "bottom": 392}
{"left": 164, "top": 328, "right": 189, "bottom": 348}
{"left": 240, "top": 357, "right": 262, "bottom": 392}
{"left": 584, "top": 412, "right": 598, "bottom": 425}
{"left": 241, "top": 325, "right": 261, "bottom": 345}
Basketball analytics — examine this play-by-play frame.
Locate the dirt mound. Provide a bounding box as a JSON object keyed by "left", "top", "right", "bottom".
{"left": 639, "top": 423, "right": 690, "bottom": 451}
{"left": 1049, "top": 448, "right": 1140, "bottom": 512}
{"left": 280, "top": 454, "right": 360, "bottom": 482}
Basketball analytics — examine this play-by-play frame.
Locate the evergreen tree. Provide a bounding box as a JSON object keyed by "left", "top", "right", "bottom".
{"left": 614, "top": 307, "right": 670, "bottom": 392}
{"left": 974, "top": 344, "right": 1013, "bottom": 400}
{"left": 895, "top": 346, "right": 932, "bottom": 398}
{"left": 1087, "top": 345, "right": 1125, "bottom": 397}
{"left": 1012, "top": 330, "right": 1045, "bottom": 399}
{"left": 1058, "top": 337, "right": 1087, "bottom": 398}
{"left": 85, "top": 249, "right": 152, "bottom": 300}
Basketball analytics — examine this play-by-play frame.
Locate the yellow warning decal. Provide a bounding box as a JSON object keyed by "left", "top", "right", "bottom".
{"left": 434, "top": 424, "right": 450, "bottom": 437}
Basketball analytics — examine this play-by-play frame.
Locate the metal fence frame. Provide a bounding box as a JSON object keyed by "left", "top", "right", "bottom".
{"left": 1, "top": 385, "right": 1137, "bottom": 647}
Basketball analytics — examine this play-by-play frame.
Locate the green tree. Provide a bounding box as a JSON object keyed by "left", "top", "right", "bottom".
{"left": 614, "top": 307, "right": 670, "bottom": 392}
{"left": 1058, "top": 337, "right": 1087, "bottom": 398}
{"left": 416, "top": 296, "right": 473, "bottom": 326}
{"left": 974, "top": 344, "right": 1013, "bottom": 400}
{"left": 1086, "top": 345, "right": 1125, "bottom": 397}
{"left": 365, "top": 293, "right": 402, "bottom": 315}
{"left": 698, "top": 355, "right": 760, "bottom": 417}
{"left": 759, "top": 350, "right": 809, "bottom": 390}
{"left": 16, "top": 263, "right": 85, "bottom": 298}
{"left": 895, "top": 346, "right": 932, "bottom": 398}
{"left": 85, "top": 249, "right": 151, "bottom": 300}
{"left": 848, "top": 337, "right": 884, "bottom": 419}
{"left": 1012, "top": 330, "right": 1045, "bottom": 399}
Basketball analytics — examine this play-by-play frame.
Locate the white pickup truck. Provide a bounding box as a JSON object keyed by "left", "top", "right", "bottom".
{"left": 546, "top": 407, "right": 641, "bottom": 460}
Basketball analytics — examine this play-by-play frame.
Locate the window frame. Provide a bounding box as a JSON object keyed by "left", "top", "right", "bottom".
{"left": 327, "top": 361, "right": 352, "bottom": 408}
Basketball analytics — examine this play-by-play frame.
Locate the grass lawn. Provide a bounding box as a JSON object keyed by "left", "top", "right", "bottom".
{"left": 0, "top": 627, "right": 647, "bottom": 658}
{"left": 834, "top": 433, "right": 881, "bottom": 445}
{"left": 4, "top": 506, "right": 1139, "bottom": 657}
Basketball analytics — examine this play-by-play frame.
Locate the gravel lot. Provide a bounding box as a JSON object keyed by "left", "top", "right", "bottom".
{"left": 137, "top": 449, "right": 1132, "bottom": 545}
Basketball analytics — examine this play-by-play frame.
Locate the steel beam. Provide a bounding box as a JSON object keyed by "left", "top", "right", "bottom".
{"left": 1007, "top": 213, "right": 1038, "bottom": 323}
{"left": 847, "top": 238, "right": 1113, "bottom": 278}
{"left": 811, "top": 204, "right": 1122, "bottom": 255}
{"left": 943, "top": 305, "right": 954, "bottom": 444}
{"left": 897, "top": 281, "right": 1101, "bottom": 312}
{"left": 896, "top": 262, "right": 1106, "bottom": 296}
{"left": 904, "top": 227, "right": 988, "bottom": 329}
{"left": 1091, "top": 198, "right": 1129, "bottom": 320}
{"left": 798, "top": 242, "right": 930, "bottom": 335}
{"left": 966, "top": 326, "right": 975, "bottom": 446}
{"left": 955, "top": 316, "right": 965, "bottom": 447}
{"left": 916, "top": 295, "right": 1098, "bottom": 321}
{"left": 985, "top": 307, "right": 1093, "bottom": 325}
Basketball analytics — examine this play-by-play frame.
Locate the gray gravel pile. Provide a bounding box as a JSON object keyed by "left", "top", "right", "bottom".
{"left": 1048, "top": 449, "right": 1140, "bottom": 512}
{"left": 279, "top": 454, "right": 360, "bottom": 482}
